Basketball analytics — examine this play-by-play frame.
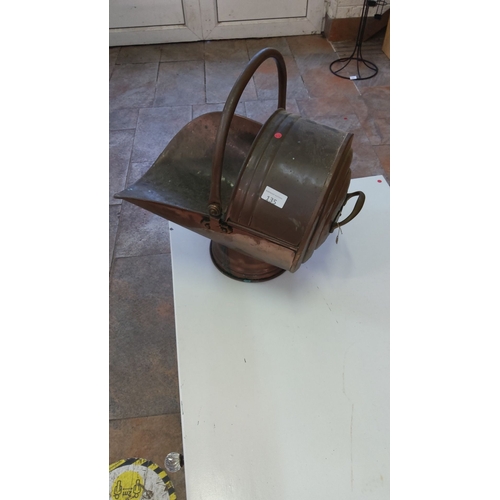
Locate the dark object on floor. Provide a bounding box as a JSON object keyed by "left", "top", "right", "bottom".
{"left": 330, "top": 0, "right": 387, "bottom": 80}
{"left": 115, "top": 48, "right": 365, "bottom": 282}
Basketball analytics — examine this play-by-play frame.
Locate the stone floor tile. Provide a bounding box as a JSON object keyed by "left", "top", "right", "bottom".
{"left": 300, "top": 63, "right": 361, "bottom": 99}
{"left": 244, "top": 98, "right": 300, "bottom": 124}
{"left": 353, "top": 86, "right": 390, "bottom": 119}
{"left": 373, "top": 144, "right": 390, "bottom": 183}
{"left": 117, "top": 44, "right": 162, "bottom": 64}
{"left": 126, "top": 161, "right": 154, "bottom": 185}
{"left": 110, "top": 204, "right": 122, "bottom": 267}
{"left": 192, "top": 102, "right": 246, "bottom": 119}
{"left": 131, "top": 106, "right": 192, "bottom": 163}
{"left": 114, "top": 161, "right": 170, "bottom": 259}
{"left": 109, "top": 63, "right": 158, "bottom": 110}
{"left": 292, "top": 51, "right": 339, "bottom": 75}
{"left": 253, "top": 55, "right": 309, "bottom": 101}
{"left": 205, "top": 60, "right": 257, "bottom": 104}
{"left": 246, "top": 37, "right": 292, "bottom": 57}
{"left": 349, "top": 134, "right": 385, "bottom": 178}
{"left": 286, "top": 34, "right": 335, "bottom": 57}
{"left": 296, "top": 96, "right": 356, "bottom": 121}
{"left": 109, "top": 414, "right": 186, "bottom": 500}
{"left": 161, "top": 41, "right": 204, "bottom": 62}
{"left": 114, "top": 195, "right": 170, "bottom": 259}
{"left": 110, "top": 47, "right": 119, "bottom": 79}
{"left": 110, "top": 254, "right": 179, "bottom": 420}
{"left": 110, "top": 129, "right": 135, "bottom": 205}
{"left": 204, "top": 39, "right": 249, "bottom": 62}
{"left": 287, "top": 37, "right": 360, "bottom": 100}
{"left": 110, "top": 108, "right": 140, "bottom": 131}
{"left": 287, "top": 35, "right": 337, "bottom": 81}
{"left": 349, "top": 86, "right": 390, "bottom": 145}
{"left": 353, "top": 54, "right": 390, "bottom": 89}
{"left": 154, "top": 61, "right": 205, "bottom": 107}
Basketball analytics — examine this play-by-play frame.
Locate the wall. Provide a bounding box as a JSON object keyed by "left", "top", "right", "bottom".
{"left": 326, "top": 0, "right": 390, "bottom": 19}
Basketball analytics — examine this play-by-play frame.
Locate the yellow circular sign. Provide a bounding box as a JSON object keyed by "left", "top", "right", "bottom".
{"left": 109, "top": 458, "right": 176, "bottom": 500}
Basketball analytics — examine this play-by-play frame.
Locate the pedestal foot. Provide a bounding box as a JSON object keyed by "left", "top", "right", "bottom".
{"left": 210, "top": 242, "right": 286, "bottom": 282}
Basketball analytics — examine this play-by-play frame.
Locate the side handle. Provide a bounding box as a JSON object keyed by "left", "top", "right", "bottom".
{"left": 329, "top": 191, "right": 366, "bottom": 233}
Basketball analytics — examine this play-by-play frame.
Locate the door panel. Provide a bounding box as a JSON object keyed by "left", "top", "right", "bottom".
{"left": 110, "top": 0, "right": 203, "bottom": 46}
{"left": 216, "top": 0, "right": 306, "bottom": 22}
{"left": 110, "top": 0, "right": 184, "bottom": 29}
{"left": 199, "top": 0, "right": 325, "bottom": 40}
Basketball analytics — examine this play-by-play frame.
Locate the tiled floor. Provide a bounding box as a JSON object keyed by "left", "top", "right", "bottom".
{"left": 109, "top": 32, "right": 389, "bottom": 499}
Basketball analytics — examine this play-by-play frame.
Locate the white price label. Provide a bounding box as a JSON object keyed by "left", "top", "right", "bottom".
{"left": 261, "top": 186, "right": 288, "bottom": 208}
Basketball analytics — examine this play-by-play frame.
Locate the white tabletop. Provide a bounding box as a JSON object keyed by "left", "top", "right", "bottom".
{"left": 170, "top": 175, "right": 390, "bottom": 500}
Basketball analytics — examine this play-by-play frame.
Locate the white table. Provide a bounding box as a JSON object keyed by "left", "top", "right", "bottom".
{"left": 170, "top": 175, "right": 390, "bottom": 500}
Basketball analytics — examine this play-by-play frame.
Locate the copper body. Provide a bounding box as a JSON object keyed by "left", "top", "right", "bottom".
{"left": 115, "top": 48, "right": 365, "bottom": 282}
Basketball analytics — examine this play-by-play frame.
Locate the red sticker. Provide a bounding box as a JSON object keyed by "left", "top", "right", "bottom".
{"left": 377, "top": 179, "right": 382, "bottom": 183}
{"left": 274, "top": 132, "right": 282, "bottom": 139}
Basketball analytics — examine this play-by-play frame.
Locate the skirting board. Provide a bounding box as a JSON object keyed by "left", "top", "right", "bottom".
{"left": 324, "top": 9, "right": 390, "bottom": 42}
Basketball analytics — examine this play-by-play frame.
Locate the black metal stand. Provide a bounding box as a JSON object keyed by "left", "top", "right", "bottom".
{"left": 329, "top": 0, "right": 384, "bottom": 81}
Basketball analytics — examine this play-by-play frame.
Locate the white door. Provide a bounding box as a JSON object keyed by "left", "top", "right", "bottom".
{"left": 110, "top": 0, "right": 325, "bottom": 46}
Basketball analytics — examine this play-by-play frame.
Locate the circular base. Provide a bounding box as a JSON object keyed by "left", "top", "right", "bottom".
{"left": 329, "top": 57, "right": 378, "bottom": 81}
{"left": 210, "top": 242, "right": 286, "bottom": 283}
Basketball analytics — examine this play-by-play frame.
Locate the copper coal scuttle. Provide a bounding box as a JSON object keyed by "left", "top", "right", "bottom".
{"left": 115, "top": 48, "right": 365, "bottom": 282}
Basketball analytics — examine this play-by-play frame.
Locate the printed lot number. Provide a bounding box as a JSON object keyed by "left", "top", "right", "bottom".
{"left": 261, "top": 186, "right": 288, "bottom": 209}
